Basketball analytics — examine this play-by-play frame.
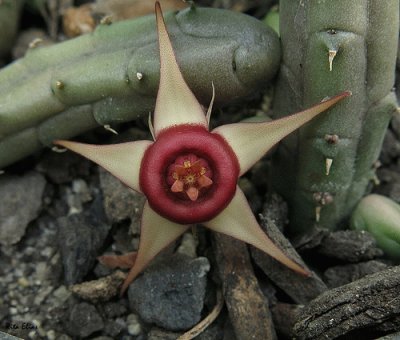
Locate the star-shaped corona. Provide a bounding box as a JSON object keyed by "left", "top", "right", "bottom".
{"left": 55, "top": 2, "right": 350, "bottom": 295}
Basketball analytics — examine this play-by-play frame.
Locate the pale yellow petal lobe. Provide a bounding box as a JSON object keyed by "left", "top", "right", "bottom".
{"left": 54, "top": 140, "right": 152, "bottom": 193}
{"left": 120, "top": 201, "right": 189, "bottom": 294}
{"left": 204, "top": 187, "right": 309, "bottom": 276}
{"left": 153, "top": 2, "right": 208, "bottom": 136}
{"left": 213, "top": 91, "right": 351, "bottom": 175}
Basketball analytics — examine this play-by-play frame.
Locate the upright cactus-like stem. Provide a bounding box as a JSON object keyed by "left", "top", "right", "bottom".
{"left": 272, "top": 0, "right": 399, "bottom": 232}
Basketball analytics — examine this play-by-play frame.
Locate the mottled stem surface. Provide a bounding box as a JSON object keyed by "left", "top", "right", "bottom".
{"left": 272, "top": 0, "right": 399, "bottom": 232}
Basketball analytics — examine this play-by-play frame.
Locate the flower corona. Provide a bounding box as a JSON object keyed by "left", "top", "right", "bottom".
{"left": 140, "top": 125, "right": 239, "bottom": 224}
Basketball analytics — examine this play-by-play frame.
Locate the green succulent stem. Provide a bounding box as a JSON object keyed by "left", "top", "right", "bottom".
{"left": 0, "top": 7, "right": 280, "bottom": 169}
{"left": 272, "top": 0, "right": 399, "bottom": 232}
{"left": 351, "top": 194, "right": 400, "bottom": 261}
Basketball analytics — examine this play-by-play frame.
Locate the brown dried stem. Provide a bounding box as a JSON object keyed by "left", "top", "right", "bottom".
{"left": 213, "top": 233, "right": 277, "bottom": 340}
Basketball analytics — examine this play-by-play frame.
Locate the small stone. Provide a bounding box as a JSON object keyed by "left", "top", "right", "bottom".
{"left": 324, "top": 260, "right": 389, "bottom": 288}
{"left": 0, "top": 303, "right": 8, "bottom": 320}
{"left": 238, "top": 177, "right": 262, "bottom": 212}
{"left": 40, "top": 246, "right": 54, "bottom": 258}
{"left": 52, "top": 285, "right": 72, "bottom": 304}
{"left": 391, "top": 113, "right": 400, "bottom": 140}
{"left": 381, "top": 130, "right": 400, "bottom": 164}
{"left": 377, "top": 168, "right": 400, "bottom": 183}
{"left": 17, "top": 277, "right": 30, "bottom": 287}
{"left": 72, "top": 178, "right": 92, "bottom": 203}
{"left": 65, "top": 302, "right": 104, "bottom": 338}
{"left": 9, "top": 307, "right": 18, "bottom": 315}
{"left": 46, "top": 330, "right": 56, "bottom": 340}
{"left": 388, "top": 182, "right": 400, "bottom": 203}
{"left": 292, "top": 227, "right": 330, "bottom": 251}
{"left": 176, "top": 232, "right": 198, "bottom": 258}
{"left": 0, "top": 171, "right": 46, "bottom": 245}
{"left": 36, "top": 151, "right": 90, "bottom": 184}
{"left": 57, "top": 195, "right": 111, "bottom": 284}
{"left": 126, "top": 313, "right": 142, "bottom": 336}
{"left": 102, "top": 302, "right": 128, "bottom": 318}
{"left": 33, "top": 286, "right": 53, "bottom": 305}
{"left": 128, "top": 254, "right": 210, "bottom": 331}
{"left": 69, "top": 271, "right": 126, "bottom": 302}
{"left": 35, "top": 261, "right": 48, "bottom": 282}
{"left": 316, "top": 230, "right": 384, "bottom": 262}
{"left": 99, "top": 167, "right": 145, "bottom": 223}
{"left": 93, "top": 262, "right": 114, "bottom": 278}
{"left": 262, "top": 192, "right": 289, "bottom": 231}
{"left": 104, "top": 319, "right": 125, "bottom": 337}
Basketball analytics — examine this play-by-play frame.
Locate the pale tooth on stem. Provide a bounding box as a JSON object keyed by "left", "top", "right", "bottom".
{"left": 325, "top": 158, "right": 333, "bottom": 175}
{"left": 328, "top": 49, "right": 337, "bottom": 71}
{"left": 315, "top": 206, "right": 321, "bottom": 222}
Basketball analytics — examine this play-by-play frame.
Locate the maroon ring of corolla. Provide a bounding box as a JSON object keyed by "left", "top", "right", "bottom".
{"left": 139, "top": 125, "right": 240, "bottom": 224}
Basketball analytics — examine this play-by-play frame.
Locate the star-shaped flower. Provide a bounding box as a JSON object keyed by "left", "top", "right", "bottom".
{"left": 55, "top": 2, "right": 350, "bottom": 295}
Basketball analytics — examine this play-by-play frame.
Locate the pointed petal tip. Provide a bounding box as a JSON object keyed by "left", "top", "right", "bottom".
{"left": 120, "top": 280, "right": 130, "bottom": 297}
{"left": 344, "top": 90, "right": 352, "bottom": 97}
{"left": 326, "top": 90, "right": 352, "bottom": 101}
{"left": 287, "top": 260, "right": 311, "bottom": 277}
{"left": 53, "top": 139, "right": 71, "bottom": 148}
{"left": 338, "top": 90, "right": 352, "bottom": 97}
{"left": 153, "top": 0, "right": 207, "bottom": 135}
{"left": 205, "top": 188, "right": 311, "bottom": 277}
{"left": 118, "top": 202, "right": 189, "bottom": 296}
{"left": 155, "top": 1, "right": 162, "bottom": 19}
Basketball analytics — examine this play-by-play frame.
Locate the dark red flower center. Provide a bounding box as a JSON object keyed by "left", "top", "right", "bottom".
{"left": 139, "top": 125, "right": 239, "bottom": 224}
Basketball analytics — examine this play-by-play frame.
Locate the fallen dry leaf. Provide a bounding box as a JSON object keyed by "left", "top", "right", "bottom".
{"left": 63, "top": 4, "right": 95, "bottom": 37}
{"left": 93, "top": 0, "right": 187, "bottom": 20}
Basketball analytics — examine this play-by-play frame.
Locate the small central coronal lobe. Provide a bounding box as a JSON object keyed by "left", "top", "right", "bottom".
{"left": 167, "top": 153, "right": 213, "bottom": 201}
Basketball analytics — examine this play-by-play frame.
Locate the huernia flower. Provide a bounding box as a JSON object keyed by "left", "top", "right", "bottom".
{"left": 55, "top": 2, "right": 350, "bottom": 294}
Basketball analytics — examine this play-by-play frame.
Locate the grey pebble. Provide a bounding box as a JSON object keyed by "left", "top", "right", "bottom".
{"left": 390, "top": 113, "right": 400, "bottom": 140}
{"left": 65, "top": 302, "right": 104, "bottom": 338}
{"left": 126, "top": 313, "right": 142, "bottom": 336}
{"left": 57, "top": 195, "right": 111, "bottom": 284}
{"left": 381, "top": 129, "right": 400, "bottom": 164}
{"left": 104, "top": 318, "right": 125, "bottom": 337}
{"left": 316, "top": 230, "right": 383, "bottom": 262}
{"left": 324, "top": 260, "right": 389, "bottom": 288}
{"left": 99, "top": 167, "right": 145, "bottom": 224}
{"left": 102, "top": 301, "right": 128, "bottom": 318}
{"left": 0, "top": 171, "right": 46, "bottom": 246}
{"left": 128, "top": 254, "right": 210, "bottom": 331}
